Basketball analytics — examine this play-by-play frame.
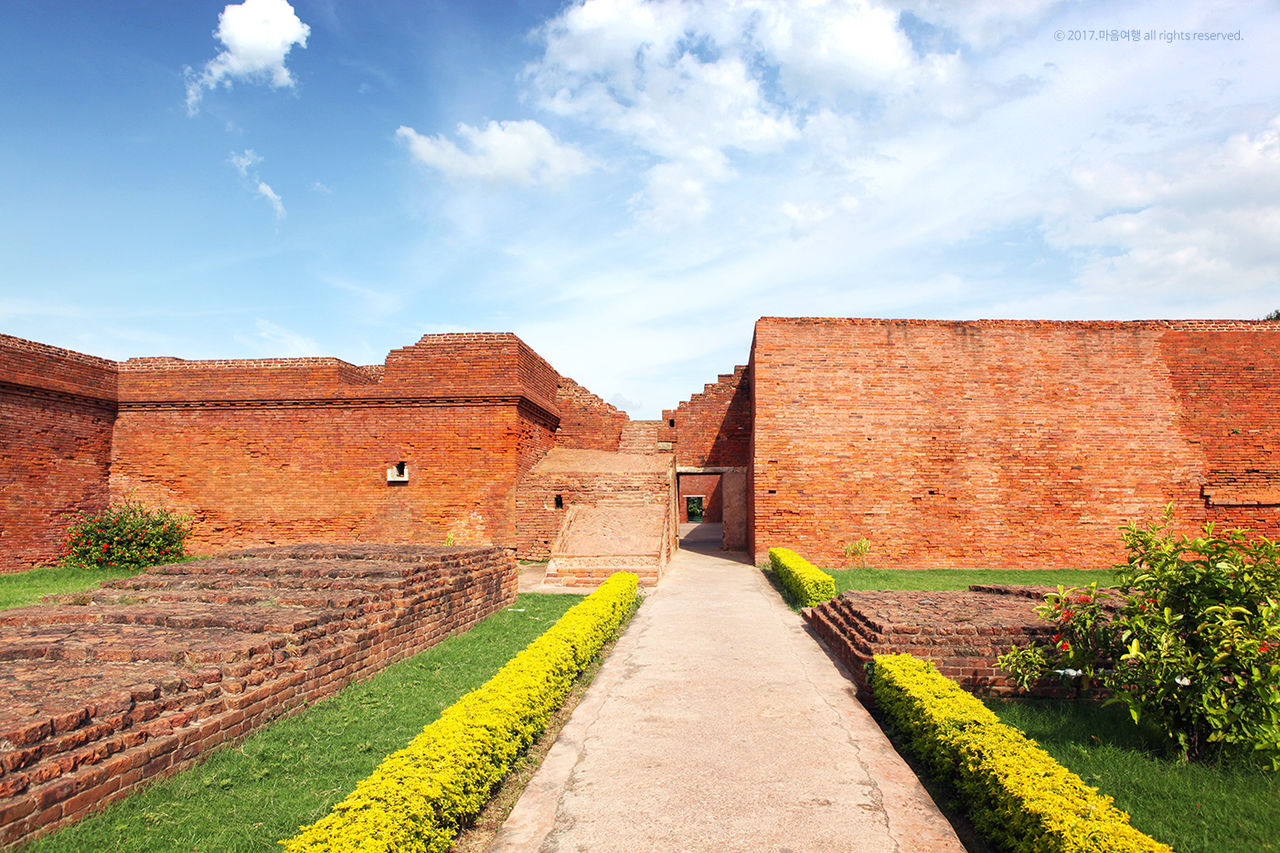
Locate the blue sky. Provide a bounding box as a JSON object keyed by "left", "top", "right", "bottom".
{"left": 3, "top": 0, "right": 1279, "bottom": 417}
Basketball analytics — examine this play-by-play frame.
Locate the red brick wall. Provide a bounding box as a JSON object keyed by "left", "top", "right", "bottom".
{"left": 0, "top": 336, "right": 118, "bottom": 572}
{"left": 554, "top": 375, "right": 626, "bottom": 451}
{"left": 678, "top": 473, "right": 723, "bottom": 522}
{"left": 109, "top": 334, "right": 564, "bottom": 556}
{"left": 662, "top": 365, "right": 751, "bottom": 469}
{"left": 1160, "top": 325, "right": 1280, "bottom": 530}
{"left": 749, "top": 318, "right": 1280, "bottom": 567}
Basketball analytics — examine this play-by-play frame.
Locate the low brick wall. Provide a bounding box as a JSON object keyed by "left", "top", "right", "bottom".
{"left": 804, "top": 586, "right": 1101, "bottom": 699}
{"left": 0, "top": 544, "right": 516, "bottom": 849}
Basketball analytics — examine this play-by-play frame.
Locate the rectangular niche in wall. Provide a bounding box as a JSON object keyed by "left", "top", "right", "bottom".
{"left": 387, "top": 461, "right": 409, "bottom": 484}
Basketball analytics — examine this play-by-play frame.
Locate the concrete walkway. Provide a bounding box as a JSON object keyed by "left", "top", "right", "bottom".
{"left": 490, "top": 524, "right": 965, "bottom": 852}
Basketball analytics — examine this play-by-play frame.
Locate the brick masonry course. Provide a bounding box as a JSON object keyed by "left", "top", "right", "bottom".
{"left": 803, "top": 586, "right": 1098, "bottom": 699}
{"left": 0, "top": 544, "right": 515, "bottom": 849}
{"left": 749, "top": 317, "right": 1280, "bottom": 566}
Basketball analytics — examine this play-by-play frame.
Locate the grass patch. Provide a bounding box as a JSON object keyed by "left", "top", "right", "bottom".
{"left": 765, "top": 566, "right": 1119, "bottom": 611}
{"left": 22, "top": 593, "right": 583, "bottom": 853}
{"left": 0, "top": 564, "right": 139, "bottom": 610}
{"left": 985, "top": 698, "right": 1280, "bottom": 853}
{"left": 829, "top": 567, "right": 1118, "bottom": 594}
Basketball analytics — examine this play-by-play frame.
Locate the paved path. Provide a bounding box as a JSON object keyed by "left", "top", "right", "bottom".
{"left": 490, "top": 525, "right": 965, "bottom": 852}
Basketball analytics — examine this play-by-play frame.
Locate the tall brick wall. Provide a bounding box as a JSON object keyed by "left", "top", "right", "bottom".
{"left": 109, "top": 334, "right": 563, "bottom": 556}
{"left": 1160, "top": 326, "right": 1280, "bottom": 529}
{"left": 749, "top": 318, "right": 1280, "bottom": 567}
{"left": 553, "top": 375, "right": 627, "bottom": 451}
{"left": 662, "top": 365, "right": 751, "bottom": 469}
{"left": 0, "top": 336, "right": 118, "bottom": 572}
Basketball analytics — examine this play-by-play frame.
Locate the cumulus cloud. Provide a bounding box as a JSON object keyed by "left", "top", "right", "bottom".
{"left": 395, "top": 120, "right": 595, "bottom": 186}
{"left": 1048, "top": 115, "right": 1280, "bottom": 300}
{"left": 186, "top": 0, "right": 311, "bottom": 114}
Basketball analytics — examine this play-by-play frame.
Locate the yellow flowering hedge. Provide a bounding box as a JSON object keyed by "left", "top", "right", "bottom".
{"left": 280, "top": 571, "right": 639, "bottom": 853}
{"left": 768, "top": 547, "right": 836, "bottom": 606}
{"left": 869, "top": 654, "right": 1172, "bottom": 853}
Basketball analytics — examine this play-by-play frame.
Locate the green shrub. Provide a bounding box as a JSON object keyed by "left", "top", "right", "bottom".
{"left": 768, "top": 547, "right": 836, "bottom": 606}
{"left": 280, "top": 571, "right": 639, "bottom": 853}
{"left": 1000, "top": 509, "right": 1280, "bottom": 766}
{"left": 59, "top": 498, "right": 193, "bottom": 570}
{"left": 870, "top": 653, "right": 1172, "bottom": 853}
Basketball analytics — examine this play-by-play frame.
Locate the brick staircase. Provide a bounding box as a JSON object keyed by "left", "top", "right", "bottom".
{"left": 513, "top": 448, "right": 677, "bottom": 586}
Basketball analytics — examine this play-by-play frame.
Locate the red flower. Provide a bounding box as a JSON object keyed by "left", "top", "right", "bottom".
{"left": 1061, "top": 609, "right": 1074, "bottom": 623}
{"left": 1262, "top": 643, "right": 1271, "bottom": 653}
{"left": 1059, "top": 640, "right": 1071, "bottom": 652}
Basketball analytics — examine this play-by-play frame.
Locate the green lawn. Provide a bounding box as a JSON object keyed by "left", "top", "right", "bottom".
{"left": 22, "top": 593, "right": 582, "bottom": 853}
{"left": 0, "top": 564, "right": 139, "bottom": 610}
{"left": 986, "top": 698, "right": 1280, "bottom": 853}
{"left": 828, "top": 566, "right": 1118, "bottom": 594}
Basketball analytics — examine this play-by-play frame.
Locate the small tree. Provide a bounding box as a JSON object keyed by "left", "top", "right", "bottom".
{"left": 1000, "top": 509, "right": 1280, "bottom": 767}
{"left": 60, "top": 498, "right": 193, "bottom": 570}
{"left": 1263, "top": 309, "right": 1280, "bottom": 321}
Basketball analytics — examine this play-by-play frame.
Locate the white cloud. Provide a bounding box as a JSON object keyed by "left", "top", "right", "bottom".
{"left": 238, "top": 319, "right": 321, "bottom": 356}
{"left": 256, "top": 181, "right": 286, "bottom": 219}
{"left": 229, "top": 149, "right": 285, "bottom": 218}
{"left": 186, "top": 0, "right": 311, "bottom": 115}
{"left": 231, "top": 148, "right": 262, "bottom": 177}
{"left": 395, "top": 120, "right": 595, "bottom": 186}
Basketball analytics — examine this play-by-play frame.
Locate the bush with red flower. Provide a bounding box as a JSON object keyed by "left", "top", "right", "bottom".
{"left": 999, "top": 507, "right": 1280, "bottom": 768}
{"left": 59, "top": 497, "right": 193, "bottom": 571}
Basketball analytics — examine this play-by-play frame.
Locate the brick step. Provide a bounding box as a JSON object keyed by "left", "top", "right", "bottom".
{"left": 804, "top": 587, "right": 1070, "bottom": 700}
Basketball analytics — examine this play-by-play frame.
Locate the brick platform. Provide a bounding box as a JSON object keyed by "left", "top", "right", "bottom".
{"left": 803, "top": 586, "right": 1106, "bottom": 699}
{"left": 0, "top": 544, "right": 516, "bottom": 849}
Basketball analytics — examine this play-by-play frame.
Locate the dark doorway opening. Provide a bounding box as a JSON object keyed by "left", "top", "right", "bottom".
{"left": 686, "top": 495, "right": 704, "bottom": 522}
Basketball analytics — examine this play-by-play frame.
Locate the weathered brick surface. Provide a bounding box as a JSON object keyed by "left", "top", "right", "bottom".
{"left": 0, "top": 336, "right": 117, "bottom": 573}
{"left": 0, "top": 332, "right": 623, "bottom": 571}
{"left": 512, "top": 448, "right": 677, "bottom": 571}
{"left": 662, "top": 365, "right": 750, "bottom": 469}
{"left": 677, "top": 473, "right": 723, "bottom": 522}
{"left": 553, "top": 375, "right": 626, "bottom": 451}
{"left": 803, "top": 586, "right": 1100, "bottom": 698}
{"left": 749, "top": 318, "right": 1280, "bottom": 566}
{"left": 0, "top": 545, "right": 515, "bottom": 849}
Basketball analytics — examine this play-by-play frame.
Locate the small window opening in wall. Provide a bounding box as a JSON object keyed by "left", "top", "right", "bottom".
{"left": 767, "top": 489, "right": 777, "bottom": 495}
{"left": 387, "top": 461, "right": 409, "bottom": 483}
{"left": 554, "top": 494, "right": 564, "bottom": 509}
{"left": 395, "top": 461, "right": 406, "bottom": 477}
{"left": 668, "top": 418, "right": 675, "bottom": 427}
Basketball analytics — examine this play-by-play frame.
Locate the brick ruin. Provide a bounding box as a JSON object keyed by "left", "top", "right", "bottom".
{"left": 1, "top": 317, "right": 1278, "bottom": 845}
{"left": 4, "top": 317, "right": 1279, "bottom": 575}
{"left": 0, "top": 544, "right": 515, "bottom": 847}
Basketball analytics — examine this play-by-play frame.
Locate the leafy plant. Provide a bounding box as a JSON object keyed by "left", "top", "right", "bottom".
{"left": 843, "top": 536, "right": 871, "bottom": 567}
{"left": 59, "top": 497, "right": 193, "bottom": 570}
{"left": 998, "top": 508, "right": 1280, "bottom": 767}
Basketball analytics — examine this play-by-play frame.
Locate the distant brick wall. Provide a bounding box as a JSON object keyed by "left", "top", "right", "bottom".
{"left": 678, "top": 473, "right": 723, "bottom": 522}
{"left": 662, "top": 365, "right": 750, "bottom": 469}
{"left": 749, "top": 318, "right": 1280, "bottom": 567}
{"left": 0, "top": 336, "right": 118, "bottom": 572}
{"left": 553, "top": 375, "right": 626, "bottom": 451}
{"left": 110, "top": 334, "right": 562, "bottom": 556}
{"left": 0, "top": 333, "right": 584, "bottom": 570}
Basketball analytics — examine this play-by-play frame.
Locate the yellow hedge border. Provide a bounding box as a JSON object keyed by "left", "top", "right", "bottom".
{"left": 280, "top": 572, "right": 639, "bottom": 853}
{"left": 768, "top": 547, "right": 836, "bottom": 606}
{"left": 869, "top": 654, "right": 1172, "bottom": 853}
